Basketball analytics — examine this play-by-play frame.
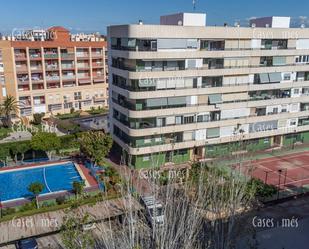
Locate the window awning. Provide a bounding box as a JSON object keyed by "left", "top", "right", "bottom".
{"left": 146, "top": 98, "right": 167, "bottom": 107}
{"left": 259, "top": 73, "right": 270, "bottom": 83}
{"left": 207, "top": 127, "right": 220, "bottom": 139}
{"left": 168, "top": 96, "right": 187, "bottom": 106}
{"left": 208, "top": 94, "right": 222, "bottom": 104}
{"left": 273, "top": 56, "right": 286, "bottom": 66}
{"left": 269, "top": 72, "right": 282, "bottom": 82}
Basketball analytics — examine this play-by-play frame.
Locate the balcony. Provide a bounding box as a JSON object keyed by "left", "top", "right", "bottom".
{"left": 61, "top": 64, "right": 75, "bottom": 70}
{"left": 16, "top": 65, "right": 28, "bottom": 73}
{"left": 48, "top": 104, "right": 62, "bottom": 111}
{"left": 62, "top": 74, "right": 75, "bottom": 81}
{"left": 44, "top": 53, "right": 58, "bottom": 59}
{"left": 92, "top": 61, "right": 104, "bottom": 68}
{"left": 76, "top": 52, "right": 89, "bottom": 58}
{"left": 30, "top": 65, "right": 43, "bottom": 72}
{"left": 45, "top": 63, "right": 59, "bottom": 71}
{"left": 63, "top": 81, "right": 76, "bottom": 88}
{"left": 18, "top": 85, "right": 30, "bottom": 92}
{"left": 32, "top": 84, "right": 44, "bottom": 90}
{"left": 200, "top": 40, "right": 225, "bottom": 51}
{"left": 31, "top": 74, "right": 44, "bottom": 83}
{"left": 20, "top": 108, "right": 32, "bottom": 117}
{"left": 29, "top": 53, "right": 42, "bottom": 60}
{"left": 78, "top": 77, "right": 92, "bottom": 85}
{"left": 77, "top": 63, "right": 90, "bottom": 69}
{"left": 47, "top": 82, "right": 61, "bottom": 89}
{"left": 19, "top": 98, "right": 32, "bottom": 108}
{"left": 93, "top": 76, "right": 105, "bottom": 84}
{"left": 17, "top": 75, "right": 29, "bottom": 84}
{"left": 15, "top": 53, "right": 27, "bottom": 61}
{"left": 91, "top": 52, "right": 103, "bottom": 58}
{"left": 61, "top": 53, "right": 75, "bottom": 59}
{"left": 46, "top": 74, "right": 60, "bottom": 82}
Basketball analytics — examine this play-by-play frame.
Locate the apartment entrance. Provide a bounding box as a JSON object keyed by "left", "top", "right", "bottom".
{"left": 273, "top": 135, "right": 282, "bottom": 147}
{"left": 193, "top": 146, "right": 204, "bottom": 160}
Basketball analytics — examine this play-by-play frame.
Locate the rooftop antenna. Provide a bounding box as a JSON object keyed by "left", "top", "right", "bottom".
{"left": 193, "top": 0, "right": 196, "bottom": 12}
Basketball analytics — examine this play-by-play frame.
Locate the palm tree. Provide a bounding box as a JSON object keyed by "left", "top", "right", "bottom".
{"left": 28, "top": 182, "right": 44, "bottom": 209}
{"left": 0, "top": 95, "right": 19, "bottom": 128}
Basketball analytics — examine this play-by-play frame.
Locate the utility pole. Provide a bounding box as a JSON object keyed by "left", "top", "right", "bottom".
{"left": 193, "top": 0, "right": 197, "bottom": 12}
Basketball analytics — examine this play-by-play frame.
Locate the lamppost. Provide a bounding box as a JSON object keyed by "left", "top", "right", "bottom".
{"left": 277, "top": 169, "right": 283, "bottom": 199}
{"left": 0, "top": 192, "right": 2, "bottom": 219}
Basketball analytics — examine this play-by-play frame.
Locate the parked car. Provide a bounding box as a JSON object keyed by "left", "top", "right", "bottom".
{"left": 15, "top": 238, "right": 38, "bottom": 249}
{"left": 141, "top": 195, "right": 164, "bottom": 227}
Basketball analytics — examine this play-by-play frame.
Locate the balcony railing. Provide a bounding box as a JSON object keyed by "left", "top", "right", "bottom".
{"left": 44, "top": 53, "right": 58, "bottom": 59}
{"left": 61, "top": 53, "right": 75, "bottom": 59}
{"left": 62, "top": 75, "right": 75, "bottom": 80}
{"left": 62, "top": 64, "right": 75, "bottom": 69}
{"left": 46, "top": 76, "right": 60, "bottom": 81}
{"left": 29, "top": 53, "right": 41, "bottom": 59}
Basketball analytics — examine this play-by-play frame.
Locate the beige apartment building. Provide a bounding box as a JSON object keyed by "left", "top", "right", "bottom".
{"left": 108, "top": 13, "right": 309, "bottom": 168}
{"left": 0, "top": 26, "right": 108, "bottom": 118}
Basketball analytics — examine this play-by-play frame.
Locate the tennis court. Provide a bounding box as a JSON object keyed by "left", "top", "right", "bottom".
{"left": 234, "top": 151, "right": 309, "bottom": 194}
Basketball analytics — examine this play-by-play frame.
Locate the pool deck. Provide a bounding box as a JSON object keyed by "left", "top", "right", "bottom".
{"left": 0, "top": 160, "right": 98, "bottom": 208}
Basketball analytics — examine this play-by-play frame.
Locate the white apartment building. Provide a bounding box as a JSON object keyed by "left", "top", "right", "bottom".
{"left": 108, "top": 13, "right": 309, "bottom": 168}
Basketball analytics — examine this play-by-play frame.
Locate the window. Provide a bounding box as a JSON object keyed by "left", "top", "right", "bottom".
{"left": 175, "top": 116, "right": 182, "bottom": 125}
{"left": 197, "top": 114, "right": 209, "bottom": 122}
{"left": 283, "top": 73, "right": 291, "bottom": 81}
{"left": 74, "top": 92, "right": 81, "bottom": 100}
{"left": 184, "top": 115, "right": 194, "bottom": 124}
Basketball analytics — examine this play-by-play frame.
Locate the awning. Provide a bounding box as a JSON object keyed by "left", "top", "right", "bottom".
{"left": 207, "top": 128, "right": 220, "bottom": 139}
{"left": 269, "top": 72, "right": 282, "bottom": 82}
{"left": 146, "top": 98, "right": 167, "bottom": 107}
{"left": 208, "top": 94, "right": 222, "bottom": 104}
{"left": 259, "top": 73, "right": 270, "bottom": 83}
{"left": 168, "top": 96, "right": 187, "bottom": 106}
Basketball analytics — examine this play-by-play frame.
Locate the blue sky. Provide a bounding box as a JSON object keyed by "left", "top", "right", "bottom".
{"left": 1, "top": 0, "right": 309, "bottom": 34}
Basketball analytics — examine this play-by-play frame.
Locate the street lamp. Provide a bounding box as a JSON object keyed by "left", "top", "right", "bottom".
{"left": 277, "top": 169, "right": 283, "bottom": 199}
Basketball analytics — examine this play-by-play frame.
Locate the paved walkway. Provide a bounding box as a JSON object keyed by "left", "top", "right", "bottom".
{"left": 0, "top": 197, "right": 142, "bottom": 246}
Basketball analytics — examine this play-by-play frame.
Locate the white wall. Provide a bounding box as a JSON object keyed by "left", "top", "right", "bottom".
{"left": 160, "top": 13, "right": 206, "bottom": 27}
{"left": 183, "top": 13, "right": 206, "bottom": 26}
{"left": 272, "top": 17, "right": 291, "bottom": 28}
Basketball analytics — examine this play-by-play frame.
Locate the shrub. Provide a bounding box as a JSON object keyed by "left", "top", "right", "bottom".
{"left": 248, "top": 178, "right": 277, "bottom": 198}
{"left": 19, "top": 202, "right": 36, "bottom": 212}
{"left": 2, "top": 207, "right": 16, "bottom": 216}
{"left": 56, "top": 196, "right": 67, "bottom": 205}
{"left": 31, "top": 113, "right": 45, "bottom": 125}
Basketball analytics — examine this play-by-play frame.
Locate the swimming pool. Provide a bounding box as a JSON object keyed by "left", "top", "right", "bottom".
{"left": 0, "top": 162, "right": 83, "bottom": 202}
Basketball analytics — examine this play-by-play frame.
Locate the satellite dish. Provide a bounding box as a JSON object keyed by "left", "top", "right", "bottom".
{"left": 251, "top": 23, "right": 256, "bottom": 28}
{"left": 178, "top": 20, "right": 183, "bottom": 26}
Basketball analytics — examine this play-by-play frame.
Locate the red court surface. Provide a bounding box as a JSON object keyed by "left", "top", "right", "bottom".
{"left": 234, "top": 151, "right": 309, "bottom": 190}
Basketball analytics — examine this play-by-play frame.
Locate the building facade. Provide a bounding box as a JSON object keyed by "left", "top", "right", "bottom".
{"left": 0, "top": 26, "right": 108, "bottom": 118}
{"left": 108, "top": 13, "right": 309, "bottom": 168}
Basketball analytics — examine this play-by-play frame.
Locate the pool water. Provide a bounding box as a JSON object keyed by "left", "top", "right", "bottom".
{"left": 0, "top": 162, "right": 83, "bottom": 202}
